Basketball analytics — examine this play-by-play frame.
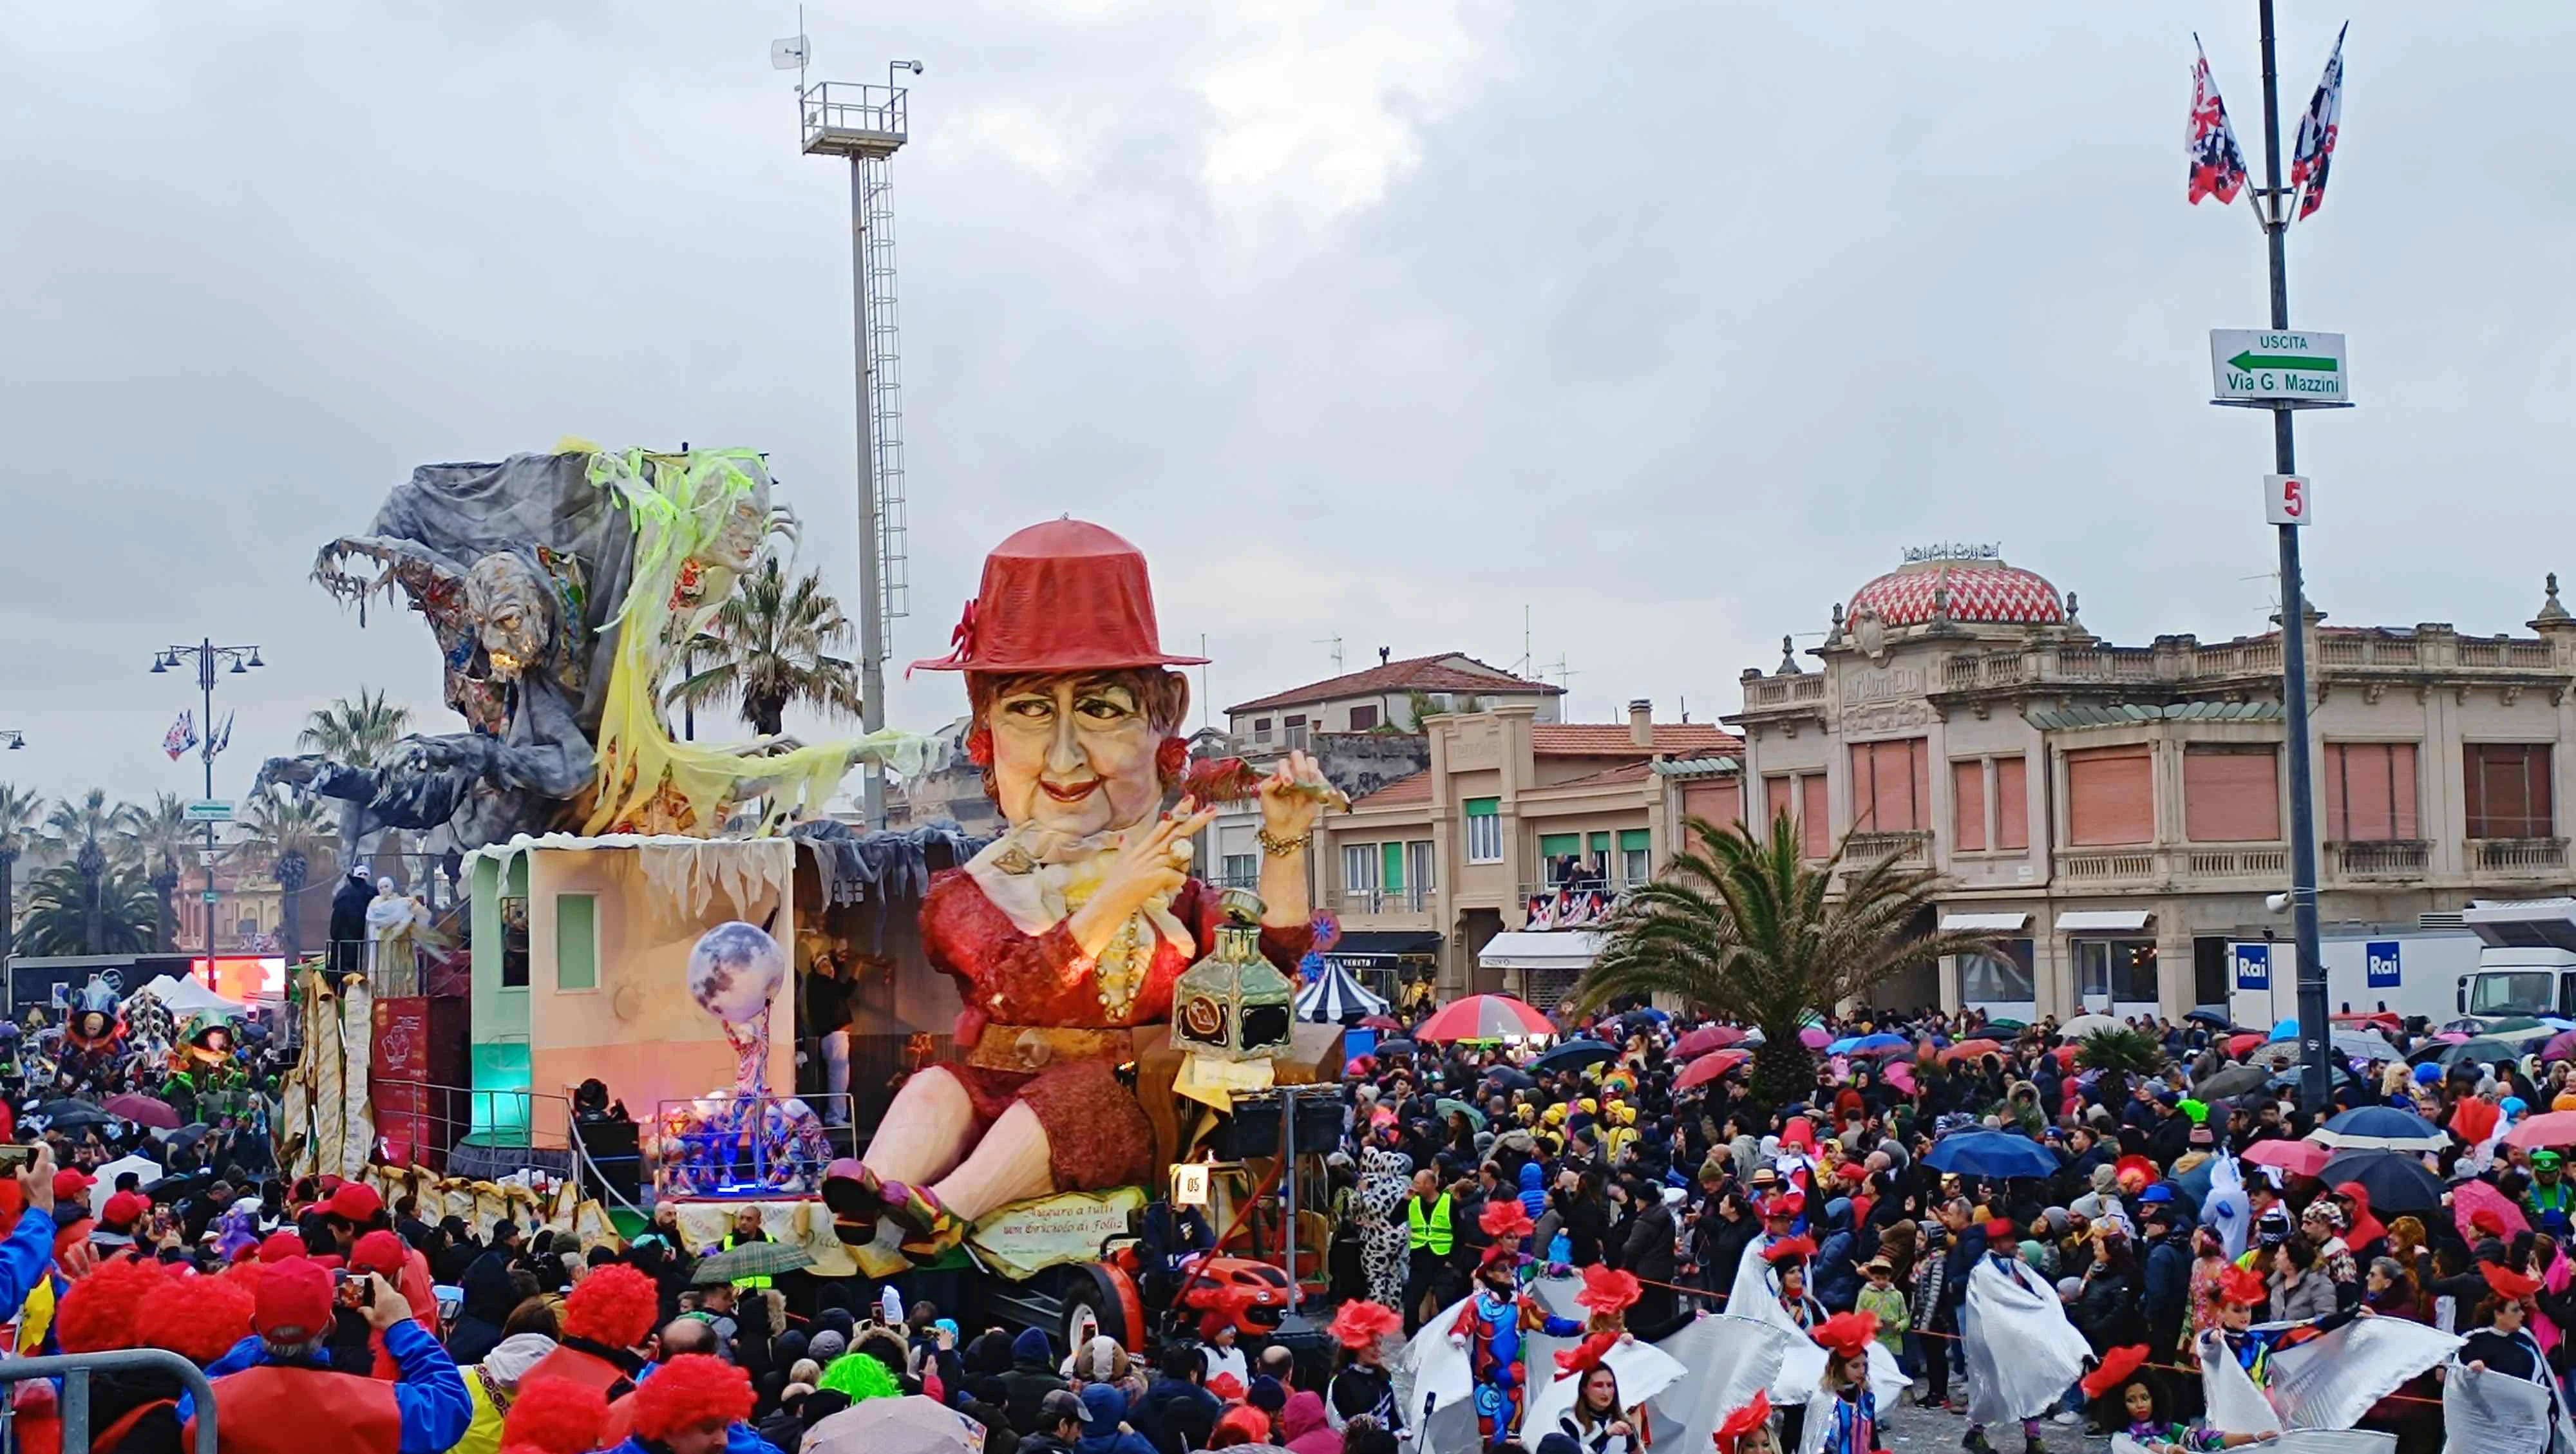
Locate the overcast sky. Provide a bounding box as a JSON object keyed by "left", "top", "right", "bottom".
{"left": 6, "top": 3, "right": 2573, "bottom": 812}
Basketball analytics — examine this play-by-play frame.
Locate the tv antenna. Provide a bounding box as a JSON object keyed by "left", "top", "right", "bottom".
{"left": 1313, "top": 636, "right": 1345, "bottom": 674}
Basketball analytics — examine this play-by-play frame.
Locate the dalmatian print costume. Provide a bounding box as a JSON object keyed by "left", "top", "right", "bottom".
{"left": 1356, "top": 1143, "right": 1414, "bottom": 1310}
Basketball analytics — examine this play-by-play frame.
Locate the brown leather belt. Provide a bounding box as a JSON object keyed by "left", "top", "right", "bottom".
{"left": 964, "top": 1024, "right": 1149, "bottom": 1074}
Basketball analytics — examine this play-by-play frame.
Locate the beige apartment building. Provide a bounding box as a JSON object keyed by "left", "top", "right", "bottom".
{"left": 1726, "top": 546, "right": 2576, "bottom": 1022}
{"left": 1321, "top": 703, "right": 1738, "bottom": 1008}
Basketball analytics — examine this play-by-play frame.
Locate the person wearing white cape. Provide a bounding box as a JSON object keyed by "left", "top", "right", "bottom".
{"left": 2193, "top": 1260, "right": 2458, "bottom": 1442}
{"left": 1729, "top": 1207, "right": 1903, "bottom": 1427}
{"left": 1959, "top": 1216, "right": 2092, "bottom": 1454}
{"left": 2438, "top": 1262, "right": 2571, "bottom": 1454}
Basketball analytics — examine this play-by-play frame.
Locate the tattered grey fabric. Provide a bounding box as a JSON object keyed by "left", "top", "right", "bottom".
{"left": 790, "top": 822, "right": 990, "bottom": 949}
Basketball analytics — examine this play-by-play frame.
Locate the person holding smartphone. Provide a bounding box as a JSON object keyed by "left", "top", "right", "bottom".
{"left": 184, "top": 1261, "right": 471, "bottom": 1454}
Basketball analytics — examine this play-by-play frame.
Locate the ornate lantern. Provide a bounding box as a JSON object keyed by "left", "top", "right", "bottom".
{"left": 1172, "top": 887, "right": 1296, "bottom": 1061}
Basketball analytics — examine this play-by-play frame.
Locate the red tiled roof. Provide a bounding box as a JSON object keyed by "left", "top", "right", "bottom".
{"left": 1227, "top": 653, "right": 1562, "bottom": 714}
{"left": 1530, "top": 723, "right": 1739, "bottom": 756}
{"left": 1349, "top": 770, "right": 1433, "bottom": 808}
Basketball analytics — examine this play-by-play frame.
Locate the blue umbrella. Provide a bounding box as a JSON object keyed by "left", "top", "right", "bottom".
{"left": 2269, "top": 1018, "right": 2300, "bottom": 1042}
{"left": 2312, "top": 1106, "right": 2445, "bottom": 1152}
{"left": 1847, "top": 1033, "right": 1909, "bottom": 1053}
{"left": 1530, "top": 1041, "right": 1615, "bottom": 1076}
{"left": 1921, "top": 1130, "right": 2061, "bottom": 1180}
{"left": 1826, "top": 1036, "right": 1865, "bottom": 1055}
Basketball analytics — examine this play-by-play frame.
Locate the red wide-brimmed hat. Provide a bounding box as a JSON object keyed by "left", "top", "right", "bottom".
{"left": 911, "top": 518, "right": 1208, "bottom": 675}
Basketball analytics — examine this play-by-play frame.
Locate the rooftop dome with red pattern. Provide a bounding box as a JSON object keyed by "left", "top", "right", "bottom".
{"left": 1846, "top": 547, "right": 2070, "bottom": 631}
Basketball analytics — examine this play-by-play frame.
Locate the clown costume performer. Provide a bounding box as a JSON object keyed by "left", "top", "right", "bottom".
{"left": 1447, "top": 1204, "right": 1584, "bottom": 1447}
{"left": 821, "top": 522, "right": 1327, "bottom": 1260}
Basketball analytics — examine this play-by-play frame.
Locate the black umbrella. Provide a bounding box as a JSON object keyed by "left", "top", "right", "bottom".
{"left": 2316, "top": 1149, "right": 2446, "bottom": 1214}
{"left": 1530, "top": 1041, "right": 1616, "bottom": 1076}
{"left": 1374, "top": 1039, "right": 1417, "bottom": 1058}
{"left": 2194, "top": 1064, "right": 2273, "bottom": 1099}
{"left": 2183, "top": 1010, "right": 2236, "bottom": 1029}
{"left": 1481, "top": 1067, "right": 1535, "bottom": 1091}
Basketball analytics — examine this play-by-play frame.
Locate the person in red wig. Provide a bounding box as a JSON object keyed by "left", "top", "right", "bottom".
{"left": 605, "top": 1354, "right": 753, "bottom": 1454}
{"left": 519, "top": 1264, "right": 661, "bottom": 1402}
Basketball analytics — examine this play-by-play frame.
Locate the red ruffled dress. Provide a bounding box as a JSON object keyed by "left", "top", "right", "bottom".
{"left": 923, "top": 869, "right": 1313, "bottom": 1191}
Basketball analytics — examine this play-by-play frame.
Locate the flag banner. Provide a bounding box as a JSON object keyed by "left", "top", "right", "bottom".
{"left": 2188, "top": 36, "right": 2249, "bottom": 205}
{"left": 162, "top": 710, "right": 196, "bottom": 762}
{"left": 2290, "top": 23, "right": 2347, "bottom": 220}
{"left": 210, "top": 711, "right": 233, "bottom": 757}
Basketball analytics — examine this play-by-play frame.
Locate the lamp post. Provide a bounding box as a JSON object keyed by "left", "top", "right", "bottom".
{"left": 152, "top": 639, "right": 261, "bottom": 965}
{"left": 0, "top": 733, "right": 23, "bottom": 751}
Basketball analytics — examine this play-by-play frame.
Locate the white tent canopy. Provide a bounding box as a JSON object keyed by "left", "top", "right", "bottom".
{"left": 1296, "top": 959, "right": 1389, "bottom": 1023}
{"left": 1476, "top": 930, "right": 1604, "bottom": 971}
{"left": 130, "top": 974, "right": 244, "bottom": 1018}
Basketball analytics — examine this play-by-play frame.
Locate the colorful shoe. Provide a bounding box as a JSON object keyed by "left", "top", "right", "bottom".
{"left": 888, "top": 1182, "right": 968, "bottom": 1263}
{"left": 822, "top": 1158, "right": 887, "bottom": 1245}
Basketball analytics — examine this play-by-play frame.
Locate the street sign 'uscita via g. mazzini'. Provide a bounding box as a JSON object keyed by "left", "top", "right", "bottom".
{"left": 2210, "top": 328, "right": 2351, "bottom": 407}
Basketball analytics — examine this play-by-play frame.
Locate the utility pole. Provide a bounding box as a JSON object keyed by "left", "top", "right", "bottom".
{"left": 154, "top": 639, "right": 261, "bottom": 968}
{"left": 2253, "top": 0, "right": 2331, "bottom": 1111}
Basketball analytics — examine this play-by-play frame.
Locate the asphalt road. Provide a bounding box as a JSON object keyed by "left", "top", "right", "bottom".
{"left": 1873, "top": 1397, "right": 2113, "bottom": 1453}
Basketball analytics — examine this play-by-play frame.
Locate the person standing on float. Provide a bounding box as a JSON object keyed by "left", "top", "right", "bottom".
{"left": 824, "top": 520, "right": 1327, "bottom": 1259}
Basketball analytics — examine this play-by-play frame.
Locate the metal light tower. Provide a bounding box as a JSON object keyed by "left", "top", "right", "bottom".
{"left": 797, "top": 50, "right": 918, "bottom": 827}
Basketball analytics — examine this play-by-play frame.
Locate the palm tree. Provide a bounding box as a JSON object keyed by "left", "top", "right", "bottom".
{"left": 118, "top": 793, "right": 198, "bottom": 951}
{"left": 232, "top": 787, "right": 337, "bottom": 964}
{"left": 17, "top": 860, "right": 158, "bottom": 957}
{"left": 299, "top": 689, "right": 413, "bottom": 766}
{"left": 664, "top": 552, "right": 864, "bottom": 736}
{"left": 0, "top": 785, "right": 41, "bottom": 961}
{"left": 44, "top": 790, "right": 126, "bottom": 955}
{"left": 1573, "top": 812, "right": 2002, "bottom": 1106}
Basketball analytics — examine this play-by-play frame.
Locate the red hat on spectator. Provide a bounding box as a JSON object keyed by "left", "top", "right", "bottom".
{"left": 327, "top": 1183, "right": 383, "bottom": 1224}
{"left": 100, "top": 1191, "right": 149, "bottom": 1232}
{"left": 253, "top": 1259, "right": 333, "bottom": 1344}
{"left": 256, "top": 1232, "right": 307, "bottom": 1264}
{"left": 351, "top": 1229, "right": 407, "bottom": 1279}
{"left": 2484, "top": 1262, "right": 2545, "bottom": 1301}
{"left": 52, "top": 1169, "right": 92, "bottom": 1204}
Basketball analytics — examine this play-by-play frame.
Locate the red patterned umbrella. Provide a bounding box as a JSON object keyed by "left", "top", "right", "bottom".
{"left": 1675, "top": 1050, "right": 1751, "bottom": 1090}
{"left": 1416, "top": 994, "right": 1554, "bottom": 1042}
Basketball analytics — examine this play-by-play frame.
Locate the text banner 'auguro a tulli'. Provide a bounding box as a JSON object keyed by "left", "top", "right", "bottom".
{"left": 2210, "top": 329, "right": 2349, "bottom": 406}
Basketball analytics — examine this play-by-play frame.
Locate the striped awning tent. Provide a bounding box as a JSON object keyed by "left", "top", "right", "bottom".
{"left": 1295, "top": 958, "right": 1390, "bottom": 1023}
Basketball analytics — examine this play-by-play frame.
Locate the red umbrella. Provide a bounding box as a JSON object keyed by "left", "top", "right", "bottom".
{"left": 1940, "top": 1039, "right": 2002, "bottom": 1064}
{"left": 1672, "top": 1027, "right": 1728, "bottom": 1061}
{"left": 2240, "top": 1138, "right": 2332, "bottom": 1178}
{"left": 2452, "top": 1178, "right": 2530, "bottom": 1243}
{"left": 2226, "top": 1033, "right": 2266, "bottom": 1057}
{"left": 2506, "top": 1110, "right": 2576, "bottom": 1149}
{"left": 1417, "top": 994, "right": 1554, "bottom": 1042}
{"left": 1359, "top": 1015, "right": 1405, "bottom": 1033}
{"left": 2452, "top": 1099, "right": 2502, "bottom": 1146}
{"left": 1675, "top": 1050, "right": 1750, "bottom": 1090}
{"left": 103, "top": 1094, "right": 179, "bottom": 1131}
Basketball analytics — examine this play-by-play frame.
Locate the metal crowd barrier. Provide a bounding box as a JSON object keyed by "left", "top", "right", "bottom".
{"left": 0, "top": 1349, "right": 218, "bottom": 1454}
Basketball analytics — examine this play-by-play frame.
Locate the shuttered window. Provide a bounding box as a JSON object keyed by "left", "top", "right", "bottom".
{"left": 1951, "top": 760, "right": 1987, "bottom": 851}
{"left": 554, "top": 893, "right": 598, "bottom": 991}
{"left": 1995, "top": 756, "right": 2029, "bottom": 849}
{"left": 1765, "top": 777, "right": 1794, "bottom": 831}
{"left": 2066, "top": 746, "right": 2154, "bottom": 846}
{"left": 2183, "top": 746, "right": 2282, "bottom": 842}
{"left": 1801, "top": 775, "right": 1830, "bottom": 858}
{"left": 1681, "top": 779, "right": 1742, "bottom": 829}
{"left": 2324, "top": 742, "right": 2420, "bottom": 842}
{"left": 2467, "top": 744, "right": 2555, "bottom": 838}
{"left": 1849, "top": 739, "right": 1930, "bottom": 832}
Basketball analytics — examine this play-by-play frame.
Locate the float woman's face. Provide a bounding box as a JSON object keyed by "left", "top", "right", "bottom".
{"left": 989, "top": 676, "right": 1160, "bottom": 838}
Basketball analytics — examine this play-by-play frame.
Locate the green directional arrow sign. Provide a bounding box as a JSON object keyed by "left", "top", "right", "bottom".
{"left": 2227, "top": 350, "right": 2337, "bottom": 373}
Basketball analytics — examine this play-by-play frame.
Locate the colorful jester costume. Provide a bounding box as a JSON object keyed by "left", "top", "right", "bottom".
{"left": 55, "top": 980, "right": 129, "bottom": 1093}
{"left": 161, "top": 1012, "right": 251, "bottom": 1122}
{"left": 1449, "top": 1200, "right": 1581, "bottom": 1446}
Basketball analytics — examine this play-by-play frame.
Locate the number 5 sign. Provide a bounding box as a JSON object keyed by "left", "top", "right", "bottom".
{"left": 2264, "top": 473, "right": 2313, "bottom": 526}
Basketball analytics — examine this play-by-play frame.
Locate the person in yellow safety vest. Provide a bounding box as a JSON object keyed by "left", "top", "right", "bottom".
{"left": 1401, "top": 1169, "right": 1453, "bottom": 1334}
{"left": 722, "top": 1206, "right": 773, "bottom": 1292}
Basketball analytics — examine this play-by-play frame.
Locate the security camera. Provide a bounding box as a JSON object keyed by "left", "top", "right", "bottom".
{"left": 2265, "top": 892, "right": 2292, "bottom": 914}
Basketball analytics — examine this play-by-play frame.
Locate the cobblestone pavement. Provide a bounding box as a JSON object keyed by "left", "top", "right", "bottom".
{"left": 1874, "top": 1393, "right": 2113, "bottom": 1454}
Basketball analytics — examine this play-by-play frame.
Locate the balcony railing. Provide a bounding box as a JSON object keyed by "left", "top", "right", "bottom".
{"left": 1338, "top": 887, "right": 1432, "bottom": 916}
{"left": 1922, "top": 629, "right": 2564, "bottom": 699}
{"left": 1843, "top": 829, "right": 1933, "bottom": 867}
{"left": 2058, "top": 850, "right": 2159, "bottom": 884}
{"left": 2472, "top": 837, "right": 2570, "bottom": 873}
{"left": 1520, "top": 882, "right": 1626, "bottom": 929}
{"left": 2184, "top": 848, "right": 2289, "bottom": 878}
{"left": 1743, "top": 674, "right": 1828, "bottom": 707}
{"left": 2331, "top": 840, "right": 2429, "bottom": 878}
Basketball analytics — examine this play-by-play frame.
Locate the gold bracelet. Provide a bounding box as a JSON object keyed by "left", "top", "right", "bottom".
{"left": 1256, "top": 826, "right": 1313, "bottom": 857}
